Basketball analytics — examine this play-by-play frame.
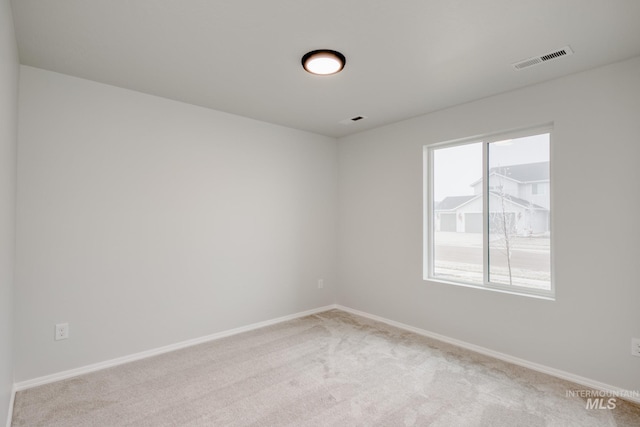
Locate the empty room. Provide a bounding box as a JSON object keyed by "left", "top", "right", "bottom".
{"left": 1, "top": 1, "right": 640, "bottom": 426}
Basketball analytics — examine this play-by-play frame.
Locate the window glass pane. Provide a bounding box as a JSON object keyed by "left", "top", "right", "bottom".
{"left": 432, "top": 143, "right": 483, "bottom": 284}
{"left": 488, "top": 134, "right": 551, "bottom": 290}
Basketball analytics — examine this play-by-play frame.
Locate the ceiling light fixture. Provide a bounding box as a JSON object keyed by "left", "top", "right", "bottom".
{"left": 301, "top": 50, "right": 346, "bottom": 75}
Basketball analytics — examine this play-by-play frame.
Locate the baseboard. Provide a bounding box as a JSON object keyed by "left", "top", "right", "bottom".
{"left": 336, "top": 304, "right": 640, "bottom": 405}
{"left": 12, "top": 302, "right": 638, "bottom": 410}
{"left": 13, "top": 304, "right": 338, "bottom": 393}
{"left": 5, "top": 385, "right": 15, "bottom": 427}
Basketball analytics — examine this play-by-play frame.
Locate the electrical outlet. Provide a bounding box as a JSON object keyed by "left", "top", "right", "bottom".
{"left": 317, "top": 279, "right": 324, "bottom": 289}
{"left": 55, "top": 323, "right": 69, "bottom": 341}
{"left": 632, "top": 338, "right": 640, "bottom": 357}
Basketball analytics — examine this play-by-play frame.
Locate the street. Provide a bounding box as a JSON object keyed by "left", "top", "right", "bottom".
{"left": 431, "top": 232, "right": 551, "bottom": 288}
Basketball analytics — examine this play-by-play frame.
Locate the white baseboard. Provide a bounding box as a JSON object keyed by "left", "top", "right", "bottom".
{"left": 5, "top": 385, "right": 15, "bottom": 427}
{"left": 336, "top": 304, "right": 640, "bottom": 405}
{"left": 10, "top": 302, "right": 639, "bottom": 417}
{"left": 13, "top": 304, "right": 338, "bottom": 393}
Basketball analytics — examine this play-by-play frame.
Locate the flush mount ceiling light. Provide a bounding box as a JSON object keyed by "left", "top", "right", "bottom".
{"left": 301, "top": 50, "right": 346, "bottom": 75}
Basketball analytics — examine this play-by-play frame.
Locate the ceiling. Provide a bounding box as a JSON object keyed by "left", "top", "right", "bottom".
{"left": 10, "top": 0, "right": 640, "bottom": 138}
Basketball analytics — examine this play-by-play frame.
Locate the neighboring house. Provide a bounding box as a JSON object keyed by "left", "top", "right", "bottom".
{"left": 435, "top": 162, "right": 549, "bottom": 235}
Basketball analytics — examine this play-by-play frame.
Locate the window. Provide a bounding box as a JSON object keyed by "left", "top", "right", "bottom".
{"left": 424, "top": 127, "right": 552, "bottom": 298}
{"left": 531, "top": 182, "right": 548, "bottom": 195}
{"left": 532, "top": 183, "right": 540, "bottom": 194}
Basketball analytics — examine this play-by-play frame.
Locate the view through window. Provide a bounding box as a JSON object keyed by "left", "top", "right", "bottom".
{"left": 427, "top": 130, "right": 551, "bottom": 296}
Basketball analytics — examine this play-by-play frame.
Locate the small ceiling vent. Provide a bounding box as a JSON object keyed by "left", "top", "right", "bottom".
{"left": 512, "top": 45, "right": 574, "bottom": 70}
{"left": 339, "top": 115, "right": 368, "bottom": 125}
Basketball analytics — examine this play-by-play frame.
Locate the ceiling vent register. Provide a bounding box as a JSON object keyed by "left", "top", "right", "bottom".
{"left": 339, "top": 115, "right": 368, "bottom": 125}
{"left": 512, "top": 45, "right": 574, "bottom": 70}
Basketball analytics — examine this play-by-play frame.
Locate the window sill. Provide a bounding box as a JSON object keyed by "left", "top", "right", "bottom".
{"left": 424, "top": 276, "right": 555, "bottom": 301}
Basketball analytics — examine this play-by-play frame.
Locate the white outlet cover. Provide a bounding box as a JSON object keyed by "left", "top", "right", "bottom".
{"left": 55, "top": 323, "right": 69, "bottom": 341}
{"left": 632, "top": 338, "right": 640, "bottom": 357}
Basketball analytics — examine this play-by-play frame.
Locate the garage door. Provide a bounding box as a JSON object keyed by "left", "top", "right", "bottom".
{"left": 440, "top": 213, "right": 456, "bottom": 232}
{"left": 465, "top": 213, "right": 483, "bottom": 233}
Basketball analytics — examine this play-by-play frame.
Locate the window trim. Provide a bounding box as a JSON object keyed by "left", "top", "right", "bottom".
{"left": 423, "top": 124, "right": 555, "bottom": 300}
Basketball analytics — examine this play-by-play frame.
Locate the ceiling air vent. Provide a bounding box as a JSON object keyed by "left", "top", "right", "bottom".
{"left": 512, "top": 45, "right": 574, "bottom": 70}
{"left": 339, "top": 115, "right": 368, "bottom": 125}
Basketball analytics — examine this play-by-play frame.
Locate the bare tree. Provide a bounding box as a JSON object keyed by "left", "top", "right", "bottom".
{"left": 490, "top": 169, "right": 516, "bottom": 285}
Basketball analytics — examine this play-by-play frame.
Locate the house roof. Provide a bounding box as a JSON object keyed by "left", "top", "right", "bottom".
{"left": 469, "top": 161, "right": 549, "bottom": 187}
{"left": 435, "top": 195, "right": 476, "bottom": 211}
{"left": 489, "top": 162, "right": 549, "bottom": 183}
{"left": 490, "top": 192, "right": 546, "bottom": 210}
{"left": 435, "top": 192, "right": 546, "bottom": 211}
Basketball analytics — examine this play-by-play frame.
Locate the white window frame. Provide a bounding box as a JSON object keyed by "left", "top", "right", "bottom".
{"left": 423, "top": 125, "right": 554, "bottom": 299}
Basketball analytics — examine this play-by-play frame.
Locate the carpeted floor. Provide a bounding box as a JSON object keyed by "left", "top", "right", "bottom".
{"left": 11, "top": 310, "right": 640, "bottom": 426}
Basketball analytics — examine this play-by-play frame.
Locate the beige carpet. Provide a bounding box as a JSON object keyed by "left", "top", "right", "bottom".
{"left": 12, "top": 310, "right": 640, "bottom": 426}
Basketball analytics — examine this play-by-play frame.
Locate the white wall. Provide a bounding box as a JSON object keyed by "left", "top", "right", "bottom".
{"left": 11, "top": 47, "right": 640, "bottom": 397}
{"left": 0, "top": 0, "right": 18, "bottom": 423}
{"left": 338, "top": 56, "right": 640, "bottom": 391}
{"left": 15, "top": 66, "right": 338, "bottom": 381}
